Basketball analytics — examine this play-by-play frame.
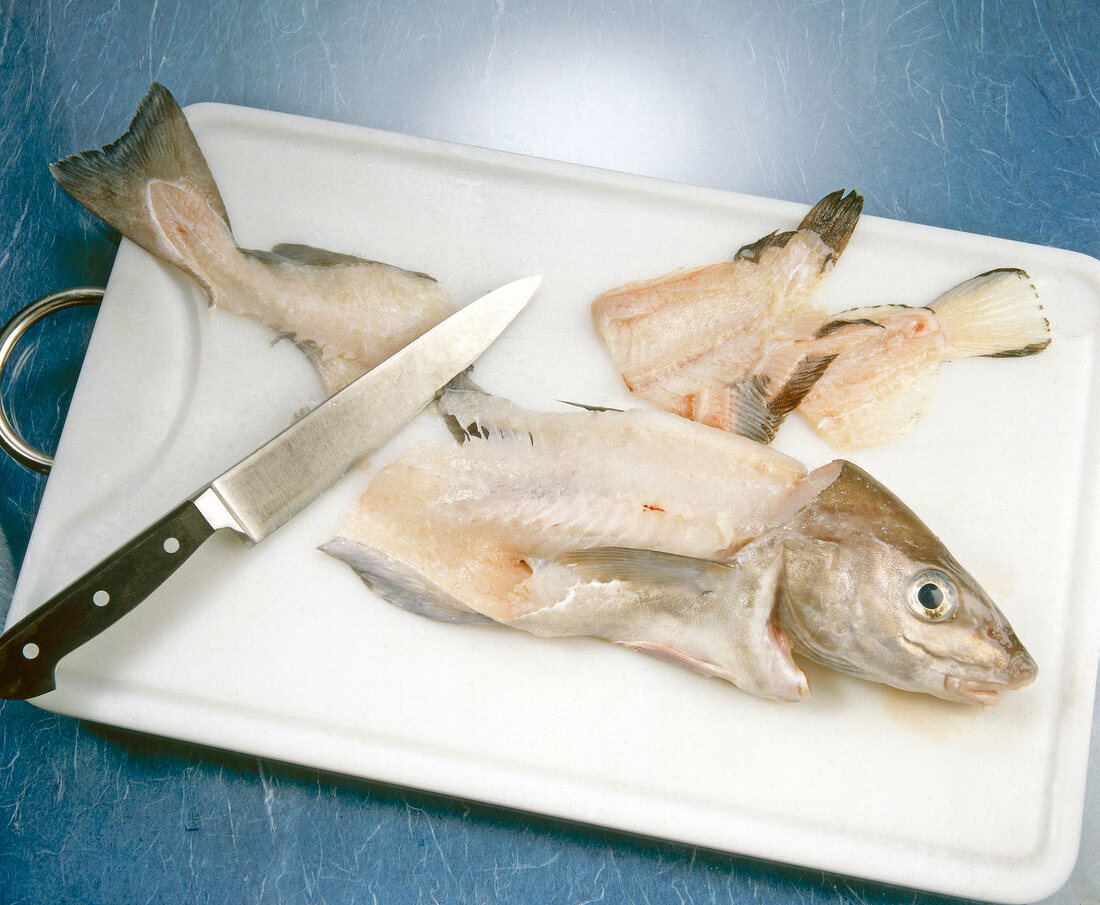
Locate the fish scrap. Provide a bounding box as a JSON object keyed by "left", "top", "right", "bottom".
{"left": 592, "top": 192, "right": 1051, "bottom": 448}
{"left": 50, "top": 83, "right": 455, "bottom": 394}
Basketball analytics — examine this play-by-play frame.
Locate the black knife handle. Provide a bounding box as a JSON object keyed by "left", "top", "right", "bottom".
{"left": 0, "top": 499, "right": 215, "bottom": 700}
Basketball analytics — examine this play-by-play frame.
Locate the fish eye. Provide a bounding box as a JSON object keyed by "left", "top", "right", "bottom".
{"left": 906, "top": 570, "right": 958, "bottom": 622}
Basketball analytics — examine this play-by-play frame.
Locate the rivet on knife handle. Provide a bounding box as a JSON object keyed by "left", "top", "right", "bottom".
{"left": 0, "top": 500, "right": 215, "bottom": 700}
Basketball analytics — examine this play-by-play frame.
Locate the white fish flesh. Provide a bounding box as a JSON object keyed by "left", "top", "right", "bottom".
{"left": 322, "top": 385, "right": 1037, "bottom": 704}
{"left": 50, "top": 83, "right": 455, "bottom": 394}
{"left": 592, "top": 192, "right": 1051, "bottom": 448}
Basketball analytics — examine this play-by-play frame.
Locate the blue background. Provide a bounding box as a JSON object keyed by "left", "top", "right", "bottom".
{"left": 1, "top": 1, "right": 1097, "bottom": 903}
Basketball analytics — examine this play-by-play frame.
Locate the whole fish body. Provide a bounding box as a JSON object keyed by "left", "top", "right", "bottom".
{"left": 592, "top": 192, "right": 1051, "bottom": 448}
{"left": 50, "top": 83, "right": 455, "bottom": 394}
{"left": 322, "top": 385, "right": 1037, "bottom": 705}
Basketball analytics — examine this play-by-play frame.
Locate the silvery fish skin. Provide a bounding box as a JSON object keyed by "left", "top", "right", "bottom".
{"left": 50, "top": 83, "right": 455, "bottom": 394}
{"left": 592, "top": 193, "right": 1051, "bottom": 448}
{"left": 322, "top": 387, "right": 1037, "bottom": 704}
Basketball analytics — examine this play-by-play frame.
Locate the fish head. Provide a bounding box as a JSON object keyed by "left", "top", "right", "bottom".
{"left": 775, "top": 460, "right": 1037, "bottom": 704}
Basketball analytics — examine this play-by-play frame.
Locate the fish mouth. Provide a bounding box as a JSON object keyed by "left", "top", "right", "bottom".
{"left": 943, "top": 676, "right": 1007, "bottom": 705}
{"left": 944, "top": 651, "right": 1038, "bottom": 705}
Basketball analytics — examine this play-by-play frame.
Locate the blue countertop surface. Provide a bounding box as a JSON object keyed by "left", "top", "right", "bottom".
{"left": 1, "top": 2, "right": 1098, "bottom": 903}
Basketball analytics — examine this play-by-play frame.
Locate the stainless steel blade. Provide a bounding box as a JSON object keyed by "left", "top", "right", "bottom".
{"left": 197, "top": 275, "right": 540, "bottom": 543}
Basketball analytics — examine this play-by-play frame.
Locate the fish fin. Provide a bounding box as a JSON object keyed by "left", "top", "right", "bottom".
{"left": 734, "top": 229, "right": 798, "bottom": 263}
{"left": 554, "top": 547, "right": 728, "bottom": 591}
{"left": 621, "top": 542, "right": 809, "bottom": 702}
{"left": 724, "top": 541, "right": 810, "bottom": 700}
{"left": 814, "top": 317, "right": 885, "bottom": 338}
{"left": 764, "top": 353, "right": 838, "bottom": 423}
{"left": 557, "top": 400, "right": 625, "bottom": 413}
{"left": 725, "top": 354, "right": 837, "bottom": 444}
{"left": 50, "top": 83, "right": 233, "bottom": 277}
{"left": 725, "top": 375, "right": 775, "bottom": 443}
{"left": 795, "top": 189, "right": 864, "bottom": 262}
{"left": 621, "top": 641, "right": 733, "bottom": 679}
{"left": 319, "top": 538, "right": 496, "bottom": 625}
{"left": 257, "top": 243, "right": 438, "bottom": 282}
{"left": 930, "top": 268, "right": 1051, "bottom": 358}
{"left": 734, "top": 190, "right": 863, "bottom": 267}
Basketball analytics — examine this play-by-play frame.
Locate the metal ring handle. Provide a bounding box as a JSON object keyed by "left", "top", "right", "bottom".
{"left": 0, "top": 288, "right": 104, "bottom": 474}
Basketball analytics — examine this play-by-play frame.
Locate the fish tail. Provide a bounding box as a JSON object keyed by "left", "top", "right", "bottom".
{"left": 50, "top": 82, "right": 234, "bottom": 288}
{"left": 931, "top": 268, "right": 1051, "bottom": 358}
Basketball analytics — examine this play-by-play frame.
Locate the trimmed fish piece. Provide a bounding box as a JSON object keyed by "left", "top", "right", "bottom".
{"left": 50, "top": 83, "right": 455, "bottom": 394}
{"left": 592, "top": 190, "right": 862, "bottom": 436}
{"left": 322, "top": 387, "right": 1037, "bottom": 705}
{"left": 593, "top": 195, "right": 1051, "bottom": 448}
{"left": 795, "top": 268, "right": 1051, "bottom": 447}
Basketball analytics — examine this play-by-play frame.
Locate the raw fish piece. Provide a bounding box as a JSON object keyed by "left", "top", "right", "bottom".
{"left": 795, "top": 268, "right": 1050, "bottom": 447}
{"left": 323, "top": 386, "right": 1037, "bottom": 704}
{"left": 592, "top": 190, "right": 862, "bottom": 438}
{"left": 592, "top": 194, "right": 1051, "bottom": 448}
{"left": 50, "top": 83, "right": 455, "bottom": 394}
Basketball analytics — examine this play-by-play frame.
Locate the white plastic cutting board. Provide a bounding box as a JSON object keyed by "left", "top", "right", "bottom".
{"left": 9, "top": 101, "right": 1100, "bottom": 903}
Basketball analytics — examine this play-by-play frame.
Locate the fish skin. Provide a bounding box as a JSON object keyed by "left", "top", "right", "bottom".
{"left": 323, "top": 388, "right": 1036, "bottom": 704}
{"left": 592, "top": 195, "right": 1051, "bottom": 448}
{"left": 49, "top": 83, "right": 455, "bottom": 394}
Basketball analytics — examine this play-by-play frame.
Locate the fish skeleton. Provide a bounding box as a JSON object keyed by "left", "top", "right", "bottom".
{"left": 321, "top": 384, "right": 1037, "bottom": 704}
{"left": 50, "top": 83, "right": 455, "bottom": 394}
{"left": 592, "top": 192, "right": 1051, "bottom": 448}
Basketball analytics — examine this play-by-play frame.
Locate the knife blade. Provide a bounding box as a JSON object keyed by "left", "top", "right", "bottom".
{"left": 0, "top": 275, "right": 541, "bottom": 700}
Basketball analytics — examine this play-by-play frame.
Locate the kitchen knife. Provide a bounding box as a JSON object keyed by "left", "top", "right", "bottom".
{"left": 0, "top": 275, "right": 541, "bottom": 700}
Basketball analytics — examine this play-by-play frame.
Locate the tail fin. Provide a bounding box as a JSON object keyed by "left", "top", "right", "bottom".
{"left": 931, "top": 268, "right": 1051, "bottom": 358}
{"left": 50, "top": 83, "right": 232, "bottom": 280}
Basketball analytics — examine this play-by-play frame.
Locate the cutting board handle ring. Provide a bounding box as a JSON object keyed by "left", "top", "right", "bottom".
{"left": 0, "top": 287, "right": 103, "bottom": 474}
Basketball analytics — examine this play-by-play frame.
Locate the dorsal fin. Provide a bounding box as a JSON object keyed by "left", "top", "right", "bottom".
{"left": 260, "top": 243, "right": 437, "bottom": 280}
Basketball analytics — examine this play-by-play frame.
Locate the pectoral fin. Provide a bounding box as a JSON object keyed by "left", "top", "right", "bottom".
{"left": 725, "top": 354, "right": 838, "bottom": 444}
{"left": 529, "top": 541, "right": 810, "bottom": 702}
{"left": 554, "top": 547, "right": 728, "bottom": 591}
